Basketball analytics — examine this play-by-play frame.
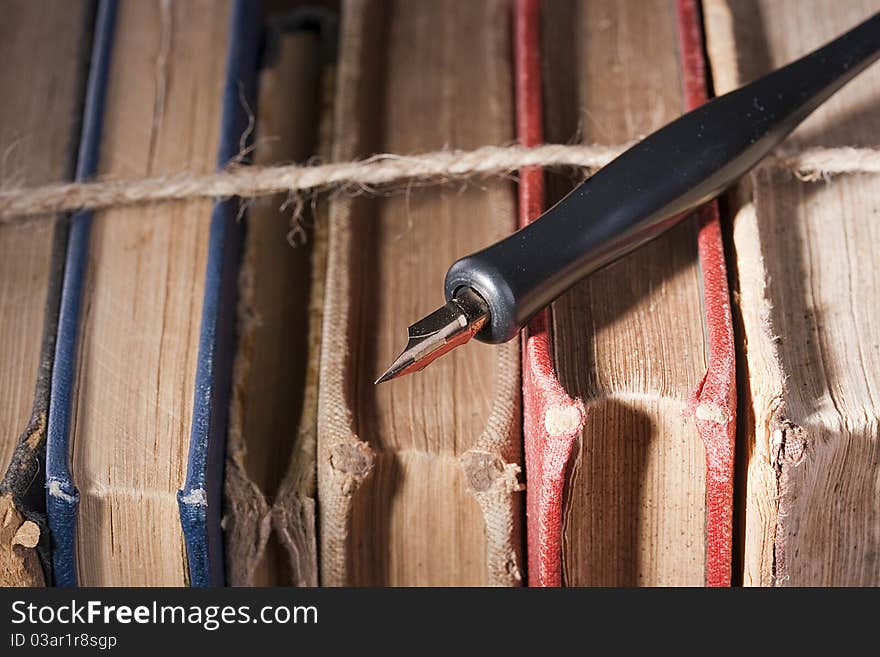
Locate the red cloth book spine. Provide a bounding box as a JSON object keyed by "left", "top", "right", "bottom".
{"left": 675, "top": 0, "right": 737, "bottom": 588}
{"left": 515, "top": 0, "right": 585, "bottom": 588}
{"left": 516, "top": 0, "right": 736, "bottom": 587}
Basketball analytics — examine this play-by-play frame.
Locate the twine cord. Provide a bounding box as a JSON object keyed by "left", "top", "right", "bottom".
{"left": 0, "top": 142, "right": 878, "bottom": 223}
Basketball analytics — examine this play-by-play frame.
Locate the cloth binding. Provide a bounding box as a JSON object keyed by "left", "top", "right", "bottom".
{"left": 677, "top": 0, "right": 737, "bottom": 588}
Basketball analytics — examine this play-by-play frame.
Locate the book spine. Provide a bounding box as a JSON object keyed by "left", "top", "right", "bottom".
{"left": 519, "top": 0, "right": 737, "bottom": 586}
{"left": 178, "top": 0, "right": 262, "bottom": 588}
{"left": 45, "top": 0, "right": 118, "bottom": 588}
{"left": 515, "top": 0, "right": 586, "bottom": 588}
{"left": 704, "top": 0, "right": 880, "bottom": 587}
{"left": 317, "top": 0, "right": 523, "bottom": 586}
{"left": 675, "top": 0, "right": 737, "bottom": 588}
{"left": 0, "top": 0, "right": 96, "bottom": 588}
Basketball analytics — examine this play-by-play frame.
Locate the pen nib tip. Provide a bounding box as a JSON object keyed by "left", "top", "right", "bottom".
{"left": 374, "top": 367, "right": 401, "bottom": 385}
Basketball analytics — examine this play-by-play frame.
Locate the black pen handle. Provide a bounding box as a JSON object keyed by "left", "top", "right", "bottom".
{"left": 444, "top": 12, "right": 880, "bottom": 344}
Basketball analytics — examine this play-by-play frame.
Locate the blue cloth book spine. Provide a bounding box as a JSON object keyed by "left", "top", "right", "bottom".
{"left": 178, "top": 0, "right": 261, "bottom": 588}
{"left": 45, "top": 0, "right": 261, "bottom": 587}
{"left": 45, "top": 0, "right": 117, "bottom": 589}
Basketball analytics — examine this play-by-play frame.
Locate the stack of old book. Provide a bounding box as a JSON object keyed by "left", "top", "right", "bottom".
{"left": 1, "top": 0, "right": 878, "bottom": 587}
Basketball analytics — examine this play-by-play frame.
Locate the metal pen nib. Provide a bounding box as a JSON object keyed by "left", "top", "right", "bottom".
{"left": 375, "top": 287, "right": 489, "bottom": 384}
